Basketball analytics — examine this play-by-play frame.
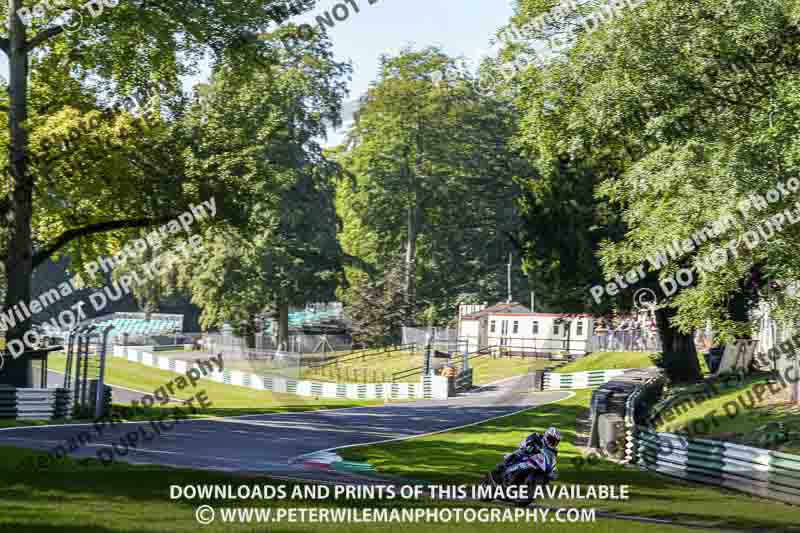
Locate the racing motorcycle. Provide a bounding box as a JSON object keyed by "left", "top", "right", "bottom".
{"left": 479, "top": 449, "right": 557, "bottom": 507}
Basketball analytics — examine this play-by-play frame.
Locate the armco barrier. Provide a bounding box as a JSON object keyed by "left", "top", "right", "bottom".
{"left": 633, "top": 427, "right": 800, "bottom": 505}
{"left": 543, "top": 368, "right": 631, "bottom": 390}
{"left": 112, "top": 345, "right": 449, "bottom": 400}
{"left": 0, "top": 387, "right": 71, "bottom": 420}
{"left": 587, "top": 368, "right": 661, "bottom": 450}
{"left": 617, "top": 371, "right": 800, "bottom": 506}
{"left": 622, "top": 372, "right": 665, "bottom": 464}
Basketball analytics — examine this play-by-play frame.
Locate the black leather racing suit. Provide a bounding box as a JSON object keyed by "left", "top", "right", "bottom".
{"left": 492, "top": 433, "right": 558, "bottom": 482}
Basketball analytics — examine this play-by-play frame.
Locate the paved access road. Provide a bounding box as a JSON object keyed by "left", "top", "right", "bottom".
{"left": 0, "top": 373, "right": 570, "bottom": 478}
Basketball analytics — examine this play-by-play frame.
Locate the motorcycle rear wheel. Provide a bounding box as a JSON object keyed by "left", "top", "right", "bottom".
{"left": 509, "top": 470, "right": 536, "bottom": 507}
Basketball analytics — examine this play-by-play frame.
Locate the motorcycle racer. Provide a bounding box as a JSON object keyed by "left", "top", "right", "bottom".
{"left": 492, "top": 426, "right": 561, "bottom": 482}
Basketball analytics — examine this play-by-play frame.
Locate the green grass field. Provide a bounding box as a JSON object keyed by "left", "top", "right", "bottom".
{"left": 0, "top": 444, "right": 722, "bottom": 533}
{"left": 557, "top": 352, "right": 659, "bottom": 373}
{"left": 299, "top": 350, "right": 420, "bottom": 383}
{"left": 467, "top": 355, "right": 555, "bottom": 385}
{"left": 339, "top": 391, "right": 800, "bottom": 531}
{"left": 302, "top": 352, "right": 556, "bottom": 385}
{"left": 159, "top": 346, "right": 368, "bottom": 368}
{"left": 154, "top": 348, "right": 556, "bottom": 386}
{"left": 44, "top": 354, "right": 379, "bottom": 416}
{"left": 224, "top": 349, "right": 420, "bottom": 382}
{"left": 558, "top": 350, "right": 712, "bottom": 376}
{"left": 136, "top": 348, "right": 423, "bottom": 382}
{"left": 654, "top": 373, "right": 800, "bottom": 454}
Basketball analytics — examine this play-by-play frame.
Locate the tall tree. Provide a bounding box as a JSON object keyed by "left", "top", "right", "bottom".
{"left": 508, "top": 0, "right": 800, "bottom": 380}
{"left": 119, "top": 26, "right": 348, "bottom": 349}
{"left": 336, "top": 47, "right": 532, "bottom": 332}
{"left": 0, "top": 0, "right": 312, "bottom": 385}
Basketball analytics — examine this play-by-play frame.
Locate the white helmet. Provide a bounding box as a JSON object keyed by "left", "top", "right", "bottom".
{"left": 544, "top": 427, "right": 561, "bottom": 449}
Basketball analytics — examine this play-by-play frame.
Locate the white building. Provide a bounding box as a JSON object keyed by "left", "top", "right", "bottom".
{"left": 752, "top": 299, "right": 800, "bottom": 403}
{"left": 457, "top": 302, "right": 594, "bottom": 355}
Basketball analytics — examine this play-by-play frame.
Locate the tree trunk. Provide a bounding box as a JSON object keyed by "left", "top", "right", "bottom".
{"left": 2, "top": 0, "right": 33, "bottom": 387}
{"left": 404, "top": 201, "right": 417, "bottom": 319}
{"left": 403, "top": 146, "right": 420, "bottom": 325}
{"left": 244, "top": 312, "right": 256, "bottom": 349}
{"left": 728, "top": 280, "right": 752, "bottom": 337}
{"left": 655, "top": 305, "right": 701, "bottom": 383}
{"left": 276, "top": 300, "right": 289, "bottom": 351}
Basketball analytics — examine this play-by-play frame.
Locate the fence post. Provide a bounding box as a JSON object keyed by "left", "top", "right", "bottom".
{"left": 423, "top": 334, "right": 433, "bottom": 375}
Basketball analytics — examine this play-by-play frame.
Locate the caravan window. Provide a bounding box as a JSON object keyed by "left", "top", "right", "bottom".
{"left": 512, "top": 321, "right": 519, "bottom": 334}
{"left": 576, "top": 320, "right": 584, "bottom": 336}
{"left": 490, "top": 320, "right": 496, "bottom": 333}
{"left": 532, "top": 321, "right": 539, "bottom": 335}
{"left": 553, "top": 323, "right": 560, "bottom": 335}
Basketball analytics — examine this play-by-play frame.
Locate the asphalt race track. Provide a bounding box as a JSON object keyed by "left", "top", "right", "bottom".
{"left": 0, "top": 373, "right": 570, "bottom": 480}
{"left": 4, "top": 376, "right": 775, "bottom": 532}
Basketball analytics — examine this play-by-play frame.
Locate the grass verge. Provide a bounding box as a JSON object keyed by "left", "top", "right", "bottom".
{"left": 44, "top": 354, "right": 379, "bottom": 415}
{"left": 301, "top": 352, "right": 556, "bottom": 385}
{"left": 557, "top": 352, "right": 659, "bottom": 373}
{"left": 0, "top": 444, "right": 721, "bottom": 533}
{"left": 339, "top": 391, "right": 799, "bottom": 531}
{"left": 655, "top": 372, "right": 800, "bottom": 454}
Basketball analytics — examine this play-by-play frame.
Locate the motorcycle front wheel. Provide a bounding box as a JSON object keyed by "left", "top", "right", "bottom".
{"left": 516, "top": 472, "right": 549, "bottom": 507}
{"left": 478, "top": 473, "right": 496, "bottom": 502}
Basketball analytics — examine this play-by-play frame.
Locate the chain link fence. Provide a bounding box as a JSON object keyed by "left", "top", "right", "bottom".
{"left": 201, "top": 332, "right": 353, "bottom": 357}
{"left": 402, "top": 326, "right": 460, "bottom": 353}
{"left": 589, "top": 328, "right": 662, "bottom": 352}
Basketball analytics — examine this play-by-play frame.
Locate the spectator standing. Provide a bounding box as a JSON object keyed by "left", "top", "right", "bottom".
{"left": 619, "top": 317, "right": 630, "bottom": 351}
{"left": 595, "top": 319, "right": 608, "bottom": 350}
{"left": 630, "top": 317, "right": 642, "bottom": 350}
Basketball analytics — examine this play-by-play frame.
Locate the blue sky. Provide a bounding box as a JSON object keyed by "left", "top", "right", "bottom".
{"left": 293, "top": 0, "right": 517, "bottom": 144}
{"left": 296, "top": 0, "right": 515, "bottom": 95}
{"left": 2, "top": 1, "right": 516, "bottom": 144}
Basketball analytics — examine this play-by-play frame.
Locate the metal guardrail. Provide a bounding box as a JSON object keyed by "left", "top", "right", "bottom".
{"left": 589, "top": 330, "right": 662, "bottom": 353}
{"left": 113, "top": 345, "right": 450, "bottom": 400}
{"left": 310, "top": 365, "right": 393, "bottom": 384}
{"left": 543, "top": 369, "right": 633, "bottom": 390}
{"left": 390, "top": 345, "right": 500, "bottom": 383}
{"left": 633, "top": 427, "right": 800, "bottom": 505}
{"left": 308, "top": 345, "right": 375, "bottom": 367}
{"left": 391, "top": 365, "right": 425, "bottom": 382}
{"left": 619, "top": 372, "right": 800, "bottom": 505}
{"left": 311, "top": 343, "right": 417, "bottom": 370}
{"left": 454, "top": 368, "right": 473, "bottom": 391}
{"left": 0, "top": 387, "right": 71, "bottom": 420}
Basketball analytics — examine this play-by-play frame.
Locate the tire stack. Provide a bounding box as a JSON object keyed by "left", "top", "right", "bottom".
{"left": 588, "top": 368, "right": 663, "bottom": 451}
{"left": 574, "top": 409, "right": 592, "bottom": 447}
